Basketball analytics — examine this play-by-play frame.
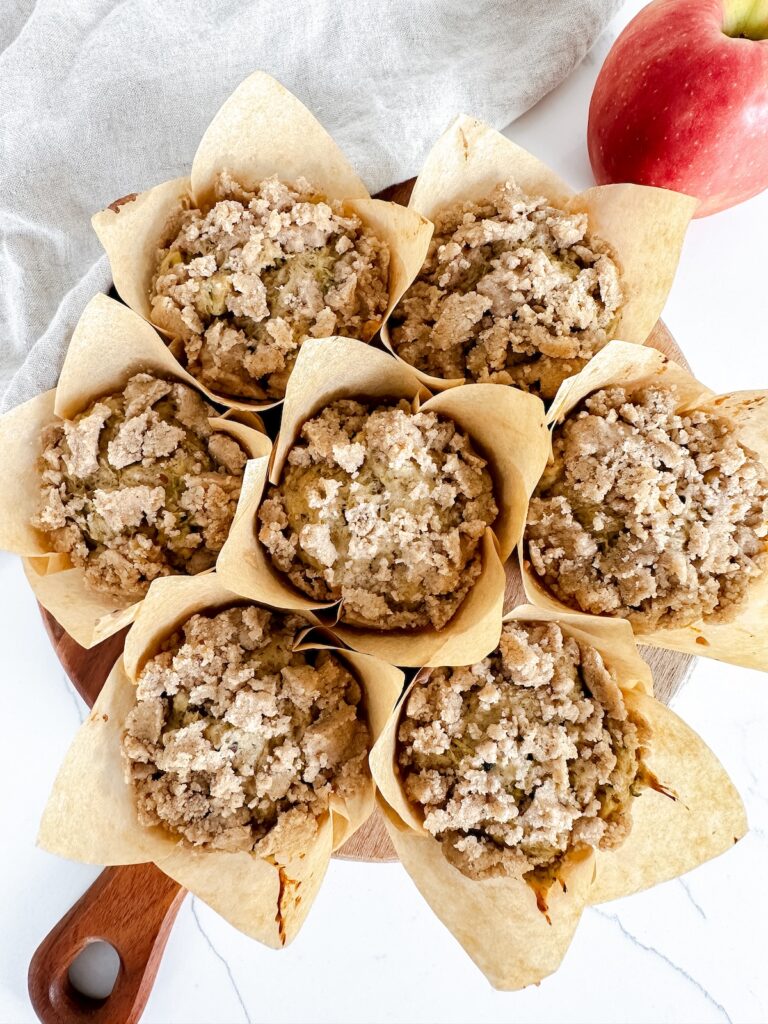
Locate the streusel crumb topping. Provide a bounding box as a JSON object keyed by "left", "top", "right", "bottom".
{"left": 390, "top": 181, "right": 623, "bottom": 399}
{"left": 151, "top": 173, "right": 390, "bottom": 400}
{"left": 397, "top": 621, "right": 641, "bottom": 880}
{"left": 122, "top": 605, "right": 370, "bottom": 853}
{"left": 33, "top": 373, "right": 247, "bottom": 600}
{"left": 526, "top": 386, "right": 768, "bottom": 630}
{"left": 258, "top": 399, "right": 498, "bottom": 630}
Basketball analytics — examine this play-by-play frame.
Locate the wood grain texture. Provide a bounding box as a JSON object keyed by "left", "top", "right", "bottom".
{"left": 29, "top": 179, "right": 696, "bottom": 1024}
{"left": 28, "top": 864, "right": 185, "bottom": 1024}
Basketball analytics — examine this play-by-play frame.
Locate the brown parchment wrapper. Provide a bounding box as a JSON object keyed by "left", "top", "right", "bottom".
{"left": 38, "top": 573, "right": 404, "bottom": 946}
{"left": 217, "top": 335, "right": 550, "bottom": 666}
{"left": 381, "top": 115, "right": 696, "bottom": 392}
{"left": 520, "top": 339, "right": 768, "bottom": 670}
{"left": 370, "top": 604, "right": 746, "bottom": 989}
{"left": 0, "top": 294, "right": 271, "bottom": 649}
{"left": 92, "top": 70, "right": 433, "bottom": 412}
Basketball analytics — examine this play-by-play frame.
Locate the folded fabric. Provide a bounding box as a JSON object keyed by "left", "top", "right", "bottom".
{"left": 0, "top": 0, "right": 620, "bottom": 411}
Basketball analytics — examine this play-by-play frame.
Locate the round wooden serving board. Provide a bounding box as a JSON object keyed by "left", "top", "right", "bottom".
{"left": 29, "top": 177, "right": 694, "bottom": 1024}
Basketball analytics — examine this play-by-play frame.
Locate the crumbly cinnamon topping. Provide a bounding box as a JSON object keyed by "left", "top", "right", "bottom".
{"left": 258, "top": 399, "right": 498, "bottom": 631}
{"left": 397, "top": 621, "right": 641, "bottom": 881}
{"left": 122, "top": 605, "right": 370, "bottom": 853}
{"left": 33, "top": 374, "right": 247, "bottom": 600}
{"left": 390, "top": 181, "right": 623, "bottom": 400}
{"left": 150, "top": 173, "right": 390, "bottom": 400}
{"left": 526, "top": 386, "right": 768, "bottom": 631}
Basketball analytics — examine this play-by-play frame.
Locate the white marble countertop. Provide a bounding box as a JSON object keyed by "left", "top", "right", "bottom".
{"left": 3, "top": 2, "right": 768, "bottom": 1021}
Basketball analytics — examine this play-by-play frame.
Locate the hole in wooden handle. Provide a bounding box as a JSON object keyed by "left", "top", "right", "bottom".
{"left": 29, "top": 865, "right": 185, "bottom": 1024}
{"left": 68, "top": 939, "right": 121, "bottom": 1000}
{"left": 50, "top": 941, "right": 123, "bottom": 1019}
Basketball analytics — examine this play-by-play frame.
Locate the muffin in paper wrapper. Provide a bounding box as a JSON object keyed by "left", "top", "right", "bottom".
{"left": 216, "top": 335, "right": 550, "bottom": 667}
{"left": 520, "top": 340, "right": 768, "bottom": 670}
{"left": 38, "top": 573, "right": 404, "bottom": 946}
{"left": 381, "top": 115, "right": 696, "bottom": 393}
{"left": 0, "top": 294, "right": 271, "bottom": 648}
{"left": 370, "top": 604, "right": 746, "bottom": 989}
{"left": 92, "top": 70, "right": 433, "bottom": 412}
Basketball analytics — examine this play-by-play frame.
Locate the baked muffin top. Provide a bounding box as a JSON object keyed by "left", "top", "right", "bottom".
{"left": 258, "top": 398, "right": 498, "bottom": 631}
{"left": 34, "top": 373, "right": 247, "bottom": 599}
{"left": 526, "top": 385, "right": 768, "bottom": 631}
{"left": 390, "top": 180, "right": 623, "bottom": 400}
{"left": 150, "top": 172, "right": 390, "bottom": 401}
{"left": 398, "top": 620, "right": 641, "bottom": 881}
{"left": 122, "top": 605, "right": 370, "bottom": 853}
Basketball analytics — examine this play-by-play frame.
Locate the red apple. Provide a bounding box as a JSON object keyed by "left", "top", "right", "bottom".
{"left": 588, "top": 0, "right": 768, "bottom": 216}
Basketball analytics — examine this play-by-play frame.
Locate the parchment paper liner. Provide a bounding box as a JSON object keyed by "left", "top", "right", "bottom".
{"left": 0, "top": 294, "right": 271, "bottom": 649}
{"left": 38, "top": 573, "right": 404, "bottom": 946}
{"left": 381, "top": 115, "right": 696, "bottom": 392}
{"left": 370, "top": 604, "right": 746, "bottom": 989}
{"left": 519, "top": 339, "right": 768, "bottom": 670}
{"left": 92, "top": 70, "right": 433, "bottom": 412}
{"left": 217, "top": 335, "right": 549, "bottom": 666}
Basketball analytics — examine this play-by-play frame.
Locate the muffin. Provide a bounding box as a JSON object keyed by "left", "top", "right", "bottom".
{"left": 397, "top": 620, "right": 643, "bottom": 886}
{"left": 38, "top": 571, "right": 404, "bottom": 945}
{"left": 122, "top": 603, "right": 370, "bottom": 854}
{"left": 150, "top": 172, "right": 390, "bottom": 400}
{"left": 390, "top": 180, "right": 623, "bottom": 399}
{"left": 258, "top": 397, "right": 499, "bottom": 631}
{"left": 372, "top": 607, "right": 746, "bottom": 989}
{"left": 526, "top": 384, "right": 768, "bottom": 631}
{"left": 33, "top": 373, "right": 248, "bottom": 600}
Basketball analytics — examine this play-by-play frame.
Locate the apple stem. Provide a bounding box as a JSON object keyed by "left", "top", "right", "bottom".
{"left": 722, "top": 0, "right": 768, "bottom": 39}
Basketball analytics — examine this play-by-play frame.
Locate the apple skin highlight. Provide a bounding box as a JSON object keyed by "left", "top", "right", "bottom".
{"left": 588, "top": 0, "right": 768, "bottom": 217}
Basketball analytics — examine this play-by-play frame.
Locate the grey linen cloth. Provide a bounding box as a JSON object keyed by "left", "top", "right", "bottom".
{"left": 0, "top": 0, "right": 620, "bottom": 410}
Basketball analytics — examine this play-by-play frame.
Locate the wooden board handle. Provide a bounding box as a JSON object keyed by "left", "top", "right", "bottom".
{"left": 28, "top": 863, "right": 185, "bottom": 1024}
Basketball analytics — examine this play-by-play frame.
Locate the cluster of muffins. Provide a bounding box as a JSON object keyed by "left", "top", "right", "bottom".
{"left": 3, "top": 73, "right": 763, "bottom": 990}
